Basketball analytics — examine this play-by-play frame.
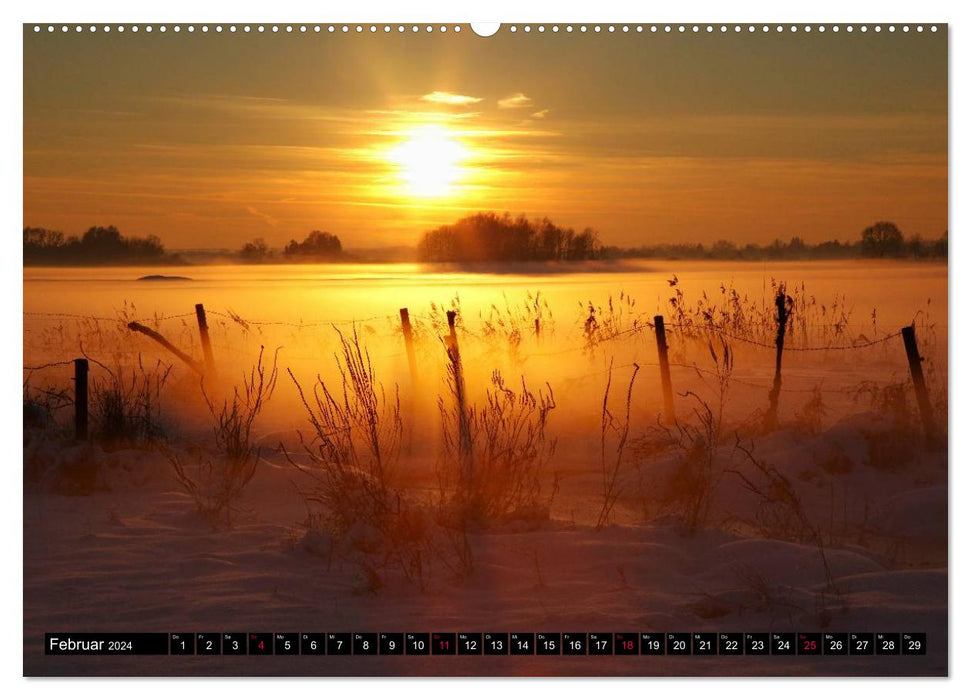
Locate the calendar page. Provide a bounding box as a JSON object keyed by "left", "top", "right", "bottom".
{"left": 22, "top": 21, "right": 947, "bottom": 677}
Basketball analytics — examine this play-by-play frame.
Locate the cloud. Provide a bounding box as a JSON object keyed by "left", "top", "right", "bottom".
{"left": 498, "top": 93, "right": 533, "bottom": 109}
{"left": 530, "top": 109, "right": 551, "bottom": 120}
{"left": 421, "top": 91, "right": 483, "bottom": 106}
{"left": 245, "top": 205, "right": 278, "bottom": 228}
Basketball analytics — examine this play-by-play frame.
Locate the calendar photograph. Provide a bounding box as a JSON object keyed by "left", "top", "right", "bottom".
{"left": 22, "top": 22, "right": 947, "bottom": 676}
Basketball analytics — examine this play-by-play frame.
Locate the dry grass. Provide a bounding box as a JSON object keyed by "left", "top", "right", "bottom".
{"left": 22, "top": 278, "right": 946, "bottom": 572}
{"left": 729, "top": 437, "right": 839, "bottom": 590}
{"left": 203, "top": 346, "right": 279, "bottom": 463}
{"left": 438, "top": 369, "right": 558, "bottom": 526}
{"left": 794, "top": 386, "right": 826, "bottom": 436}
{"left": 666, "top": 277, "right": 857, "bottom": 349}
{"left": 581, "top": 292, "right": 646, "bottom": 352}
{"left": 852, "top": 379, "right": 921, "bottom": 468}
{"left": 596, "top": 360, "right": 639, "bottom": 529}
{"left": 170, "top": 346, "right": 278, "bottom": 525}
{"left": 288, "top": 327, "right": 403, "bottom": 535}
{"left": 287, "top": 327, "right": 448, "bottom": 589}
{"left": 23, "top": 381, "right": 73, "bottom": 434}
{"left": 88, "top": 355, "right": 172, "bottom": 447}
{"left": 728, "top": 435, "right": 846, "bottom": 624}
{"left": 665, "top": 393, "right": 723, "bottom": 533}
{"left": 631, "top": 337, "right": 735, "bottom": 532}
{"left": 480, "top": 291, "right": 553, "bottom": 362}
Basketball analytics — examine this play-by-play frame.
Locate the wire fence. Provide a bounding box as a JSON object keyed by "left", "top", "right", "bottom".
{"left": 22, "top": 295, "right": 943, "bottom": 457}
{"left": 23, "top": 305, "right": 908, "bottom": 360}
{"left": 22, "top": 305, "right": 917, "bottom": 403}
{"left": 25, "top": 308, "right": 900, "bottom": 350}
{"left": 22, "top": 359, "right": 77, "bottom": 372}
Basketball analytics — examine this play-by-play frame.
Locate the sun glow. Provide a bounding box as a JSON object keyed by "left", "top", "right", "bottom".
{"left": 389, "top": 125, "right": 469, "bottom": 198}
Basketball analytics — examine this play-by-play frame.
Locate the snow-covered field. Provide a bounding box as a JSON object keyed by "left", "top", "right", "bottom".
{"left": 22, "top": 261, "right": 948, "bottom": 676}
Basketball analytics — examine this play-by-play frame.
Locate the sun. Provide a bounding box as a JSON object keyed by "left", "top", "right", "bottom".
{"left": 389, "top": 125, "right": 468, "bottom": 198}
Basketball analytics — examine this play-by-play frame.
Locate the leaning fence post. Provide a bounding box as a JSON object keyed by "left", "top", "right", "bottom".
{"left": 399, "top": 308, "right": 419, "bottom": 388}
{"left": 127, "top": 322, "right": 206, "bottom": 376}
{"left": 901, "top": 325, "right": 936, "bottom": 446}
{"left": 195, "top": 303, "right": 216, "bottom": 377}
{"left": 445, "top": 310, "right": 473, "bottom": 487}
{"left": 653, "top": 315, "right": 676, "bottom": 424}
{"left": 74, "top": 358, "right": 88, "bottom": 441}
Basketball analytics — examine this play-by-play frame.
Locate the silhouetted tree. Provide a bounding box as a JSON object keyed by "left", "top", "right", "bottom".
{"left": 711, "top": 239, "right": 739, "bottom": 259}
{"left": 240, "top": 237, "right": 270, "bottom": 261}
{"left": 417, "top": 212, "right": 601, "bottom": 263}
{"left": 860, "top": 221, "right": 904, "bottom": 258}
{"left": 24, "top": 225, "right": 167, "bottom": 264}
{"left": 284, "top": 230, "right": 343, "bottom": 259}
{"left": 23, "top": 227, "right": 65, "bottom": 252}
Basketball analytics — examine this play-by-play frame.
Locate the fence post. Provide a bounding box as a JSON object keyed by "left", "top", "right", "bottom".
{"left": 445, "top": 310, "right": 473, "bottom": 486}
{"left": 653, "top": 315, "right": 676, "bottom": 424}
{"left": 195, "top": 303, "right": 216, "bottom": 377}
{"left": 764, "top": 285, "right": 791, "bottom": 431}
{"left": 127, "top": 322, "right": 206, "bottom": 376}
{"left": 74, "top": 358, "right": 88, "bottom": 441}
{"left": 399, "top": 307, "right": 419, "bottom": 455}
{"left": 901, "top": 325, "right": 937, "bottom": 447}
{"left": 399, "top": 308, "right": 419, "bottom": 388}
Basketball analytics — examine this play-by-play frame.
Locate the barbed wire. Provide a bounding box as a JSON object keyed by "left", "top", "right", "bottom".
{"left": 514, "top": 322, "right": 901, "bottom": 360}
{"left": 24, "top": 311, "right": 127, "bottom": 323}
{"left": 676, "top": 324, "right": 901, "bottom": 352}
{"left": 22, "top": 359, "right": 77, "bottom": 372}
{"left": 24, "top": 308, "right": 904, "bottom": 354}
{"left": 24, "top": 304, "right": 908, "bottom": 388}
{"left": 204, "top": 309, "right": 397, "bottom": 328}
{"left": 554, "top": 355, "right": 857, "bottom": 396}
{"left": 23, "top": 310, "right": 196, "bottom": 324}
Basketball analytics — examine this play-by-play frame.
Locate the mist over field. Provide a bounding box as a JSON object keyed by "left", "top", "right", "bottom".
{"left": 23, "top": 260, "right": 947, "bottom": 675}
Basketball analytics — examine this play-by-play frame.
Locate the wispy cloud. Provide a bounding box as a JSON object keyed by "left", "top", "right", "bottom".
{"left": 498, "top": 93, "right": 533, "bottom": 109}
{"left": 421, "top": 91, "right": 483, "bottom": 106}
{"left": 245, "top": 205, "right": 279, "bottom": 228}
{"left": 530, "top": 109, "right": 550, "bottom": 120}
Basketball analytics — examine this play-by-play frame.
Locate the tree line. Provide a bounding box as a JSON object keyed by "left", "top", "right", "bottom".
{"left": 23, "top": 226, "right": 176, "bottom": 265}
{"left": 24, "top": 219, "right": 946, "bottom": 266}
{"left": 239, "top": 230, "right": 343, "bottom": 262}
{"left": 602, "top": 222, "right": 947, "bottom": 261}
{"left": 416, "top": 212, "right": 602, "bottom": 263}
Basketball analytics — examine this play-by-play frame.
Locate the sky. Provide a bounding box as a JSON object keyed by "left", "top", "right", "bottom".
{"left": 23, "top": 26, "right": 947, "bottom": 250}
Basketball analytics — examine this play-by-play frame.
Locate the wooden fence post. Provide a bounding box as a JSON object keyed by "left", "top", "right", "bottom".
{"left": 445, "top": 310, "right": 473, "bottom": 486}
{"left": 399, "top": 307, "right": 419, "bottom": 455}
{"left": 653, "top": 315, "right": 676, "bottom": 424}
{"left": 195, "top": 303, "right": 216, "bottom": 377}
{"left": 127, "top": 322, "right": 206, "bottom": 376}
{"left": 399, "top": 308, "right": 419, "bottom": 388}
{"left": 901, "top": 325, "right": 937, "bottom": 446}
{"left": 764, "top": 285, "right": 792, "bottom": 431}
{"left": 74, "top": 358, "right": 88, "bottom": 441}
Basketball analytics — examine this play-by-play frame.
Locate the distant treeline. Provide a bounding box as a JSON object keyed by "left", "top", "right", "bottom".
{"left": 240, "top": 230, "right": 344, "bottom": 262}
{"left": 24, "top": 219, "right": 947, "bottom": 266}
{"left": 604, "top": 222, "right": 948, "bottom": 261}
{"left": 417, "top": 213, "right": 602, "bottom": 263}
{"left": 23, "top": 226, "right": 182, "bottom": 265}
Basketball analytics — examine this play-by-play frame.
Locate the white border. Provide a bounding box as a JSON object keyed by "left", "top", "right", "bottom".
{"left": 4, "top": 1, "right": 963, "bottom": 699}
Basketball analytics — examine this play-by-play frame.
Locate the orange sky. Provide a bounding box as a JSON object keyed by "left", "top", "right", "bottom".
{"left": 23, "top": 27, "right": 947, "bottom": 249}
